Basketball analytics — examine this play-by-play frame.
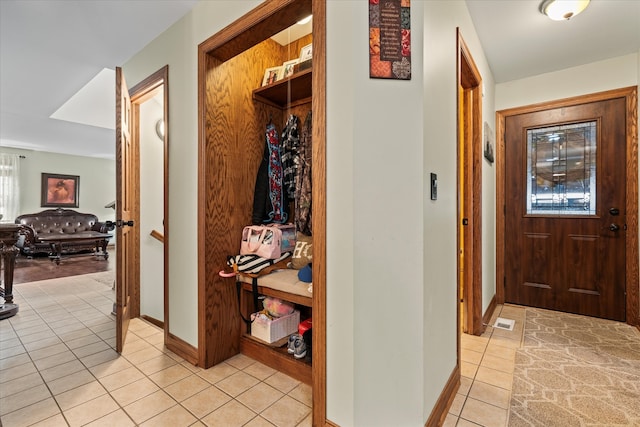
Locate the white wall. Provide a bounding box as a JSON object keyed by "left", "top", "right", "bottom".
{"left": 496, "top": 53, "right": 638, "bottom": 110}
{"left": 124, "top": 0, "right": 261, "bottom": 346}
{"left": 328, "top": 2, "right": 425, "bottom": 424}
{"left": 420, "top": 0, "right": 496, "bottom": 419}
{"left": 139, "top": 94, "right": 164, "bottom": 322}
{"left": 0, "top": 146, "right": 115, "bottom": 222}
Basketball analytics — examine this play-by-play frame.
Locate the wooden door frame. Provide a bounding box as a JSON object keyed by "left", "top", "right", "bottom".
{"left": 128, "top": 65, "right": 170, "bottom": 341}
{"left": 457, "top": 29, "right": 484, "bottom": 336}
{"left": 196, "top": 0, "right": 328, "bottom": 425}
{"left": 495, "top": 86, "right": 639, "bottom": 326}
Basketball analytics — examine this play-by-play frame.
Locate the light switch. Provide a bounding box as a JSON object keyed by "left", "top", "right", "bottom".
{"left": 430, "top": 173, "right": 437, "bottom": 200}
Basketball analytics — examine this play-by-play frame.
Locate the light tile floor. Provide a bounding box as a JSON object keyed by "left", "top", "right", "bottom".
{"left": 1, "top": 271, "right": 525, "bottom": 427}
{"left": 444, "top": 304, "right": 526, "bottom": 427}
{"left": 0, "top": 273, "right": 312, "bottom": 427}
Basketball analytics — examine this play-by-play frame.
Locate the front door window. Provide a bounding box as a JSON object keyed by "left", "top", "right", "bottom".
{"left": 526, "top": 121, "right": 597, "bottom": 215}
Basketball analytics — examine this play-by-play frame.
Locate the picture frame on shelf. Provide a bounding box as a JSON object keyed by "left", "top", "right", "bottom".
{"left": 262, "top": 66, "right": 284, "bottom": 86}
{"left": 41, "top": 173, "right": 79, "bottom": 208}
{"left": 282, "top": 59, "right": 299, "bottom": 78}
{"left": 299, "top": 43, "right": 312, "bottom": 62}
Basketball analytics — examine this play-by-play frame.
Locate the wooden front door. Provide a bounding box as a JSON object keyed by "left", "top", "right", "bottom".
{"left": 504, "top": 97, "right": 626, "bottom": 321}
{"left": 115, "top": 66, "right": 135, "bottom": 351}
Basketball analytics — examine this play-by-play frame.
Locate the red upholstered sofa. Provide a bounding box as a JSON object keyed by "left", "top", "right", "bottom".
{"left": 15, "top": 208, "right": 114, "bottom": 256}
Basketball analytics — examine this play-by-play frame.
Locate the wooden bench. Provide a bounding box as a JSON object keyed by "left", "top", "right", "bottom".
{"left": 236, "top": 269, "right": 312, "bottom": 384}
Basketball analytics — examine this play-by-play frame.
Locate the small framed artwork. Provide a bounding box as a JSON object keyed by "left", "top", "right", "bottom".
{"left": 282, "top": 59, "right": 299, "bottom": 78}
{"left": 484, "top": 121, "right": 495, "bottom": 164}
{"left": 41, "top": 173, "right": 79, "bottom": 208}
{"left": 262, "top": 66, "right": 283, "bottom": 86}
{"left": 299, "top": 43, "right": 313, "bottom": 62}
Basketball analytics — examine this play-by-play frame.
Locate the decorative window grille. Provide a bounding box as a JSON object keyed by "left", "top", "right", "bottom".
{"left": 526, "top": 122, "right": 597, "bottom": 215}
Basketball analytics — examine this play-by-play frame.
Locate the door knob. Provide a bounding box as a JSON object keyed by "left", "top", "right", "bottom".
{"left": 107, "top": 220, "right": 135, "bottom": 228}
{"left": 609, "top": 223, "right": 620, "bottom": 232}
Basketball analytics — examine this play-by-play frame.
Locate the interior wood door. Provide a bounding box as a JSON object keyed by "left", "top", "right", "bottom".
{"left": 504, "top": 97, "right": 626, "bottom": 321}
{"left": 115, "top": 66, "right": 134, "bottom": 352}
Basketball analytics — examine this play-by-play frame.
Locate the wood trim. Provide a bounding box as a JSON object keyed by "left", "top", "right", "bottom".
{"left": 625, "top": 87, "right": 639, "bottom": 326}
{"left": 196, "top": 23, "right": 207, "bottom": 369}
{"left": 240, "top": 336, "right": 311, "bottom": 384}
{"left": 199, "top": 0, "right": 312, "bottom": 61}
{"left": 496, "top": 86, "right": 639, "bottom": 326}
{"left": 240, "top": 282, "right": 312, "bottom": 307}
{"left": 129, "top": 101, "right": 141, "bottom": 321}
{"left": 457, "top": 30, "right": 484, "bottom": 336}
{"left": 482, "top": 294, "right": 498, "bottom": 327}
{"left": 495, "top": 112, "right": 506, "bottom": 304}
{"left": 425, "top": 365, "right": 461, "bottom": 427}
{"left": 166, "top": 332, "right": 199, "bottom": 366}
{"left": 312, "top": 0, "right": 327, "bottom": 425}
{"left": 129, "top": 65, "right": 171, "bottom": 351}
{"left": 141, "top": 314, "right": 164, "bottom": 329}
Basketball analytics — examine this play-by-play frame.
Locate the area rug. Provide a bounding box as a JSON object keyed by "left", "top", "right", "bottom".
{"left": 13, "top": 253, "right": 113, "bottom": 284}
{"left": 508, "top": 308, "right": 640, "bottom": 426}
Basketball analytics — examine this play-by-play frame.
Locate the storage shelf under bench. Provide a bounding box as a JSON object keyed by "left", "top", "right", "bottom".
{"left": 237, "top": 269, "right": 312, "bottom": 384}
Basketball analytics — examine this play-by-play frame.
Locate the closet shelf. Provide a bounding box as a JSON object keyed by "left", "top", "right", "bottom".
{"left": 253, "top": 68, "right": 312, "bottom": 108}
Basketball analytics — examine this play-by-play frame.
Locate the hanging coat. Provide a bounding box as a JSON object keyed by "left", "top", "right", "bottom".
{"left": 295, "top": 112, "right": 312, "bottom": 235}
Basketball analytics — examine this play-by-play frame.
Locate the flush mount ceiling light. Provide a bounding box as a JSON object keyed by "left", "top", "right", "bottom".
{"left": 540, "top": 0, "right": 590, "bottom": 21}
{"left": 297, "top": 15, "right": 312, "bottom": 25}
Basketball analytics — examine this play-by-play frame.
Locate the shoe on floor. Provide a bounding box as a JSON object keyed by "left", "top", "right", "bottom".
{"left": 293, "top": 336, "right": 307, "bottom": 359}
{"left": 287, "top": 334, "right": 299, "bottom": 354}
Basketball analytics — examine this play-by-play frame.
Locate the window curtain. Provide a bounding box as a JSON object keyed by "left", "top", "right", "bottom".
{"left": 0, "top": 153, "right": 21, "bottom": 222}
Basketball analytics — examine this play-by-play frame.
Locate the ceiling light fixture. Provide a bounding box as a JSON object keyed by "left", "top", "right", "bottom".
{"left": 297, "top": 15, "right": 312, "bottom": 25}
{"left": 540, "top": 0, "right": 590, "bottom": 21}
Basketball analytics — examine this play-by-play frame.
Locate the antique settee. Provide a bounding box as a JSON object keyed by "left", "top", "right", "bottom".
{"left": 15, "top": 208, "right": 114, "bottom": 257}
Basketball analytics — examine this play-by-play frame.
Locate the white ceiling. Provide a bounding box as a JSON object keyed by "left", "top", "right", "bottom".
{"left": 466, "top": 0, "right": 640, "bottom": 83}
{"left": 1, "top": 1, "right": 639, "bottom": 160}
{"left": 0, "top": 0, "right": 198, "bottom": 159}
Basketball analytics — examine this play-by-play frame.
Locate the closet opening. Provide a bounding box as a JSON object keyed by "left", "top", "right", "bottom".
{"left": 197, "top": 0, "right": 327, "bottom": 424}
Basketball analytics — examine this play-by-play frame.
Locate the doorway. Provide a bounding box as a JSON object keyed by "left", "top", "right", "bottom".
{"left": 115, "top": 65, "right": 169, "bottom": 352}
{"left": 457, "top": 30, "right": 484, "bottom": 336}
{"left": 496, "top": 87, "right": 639, "bottom": 326}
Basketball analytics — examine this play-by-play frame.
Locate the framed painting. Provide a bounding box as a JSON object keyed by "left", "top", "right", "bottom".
{"left": 41, "top": 173, "right": 79, "bottom": 208}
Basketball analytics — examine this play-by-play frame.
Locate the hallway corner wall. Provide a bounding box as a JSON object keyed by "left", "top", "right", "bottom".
{"left": 123, "top": 0, "right": 261, "bottom": 347}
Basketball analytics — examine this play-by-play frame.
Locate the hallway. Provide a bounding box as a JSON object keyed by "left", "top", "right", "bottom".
{"left": 1, "top": 272, "right": 312, "bottom": 426}
{"left": 2, "top": 268, "right": 637, "bottom": 426}
{"left": 446, "top": 305, "right": 525, "bottom": 426}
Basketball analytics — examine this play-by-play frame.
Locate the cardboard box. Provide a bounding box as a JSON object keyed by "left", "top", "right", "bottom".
{"left": 251, "top": 310, "right": 300, "bottom": 344}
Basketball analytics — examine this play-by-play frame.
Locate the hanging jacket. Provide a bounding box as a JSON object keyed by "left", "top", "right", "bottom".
{"left": 295, "top": 111, "right": 312, "bottom": 235}
{"left": 280, "top": 114, "right": 300, "bottom": 200}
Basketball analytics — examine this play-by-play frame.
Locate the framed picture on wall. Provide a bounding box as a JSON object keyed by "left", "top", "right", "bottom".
{"left": 484, "top": 121, "right": 495, "bottom": 164}
{"left": 41, "top": 173, "right": 79, "bottom": 208}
